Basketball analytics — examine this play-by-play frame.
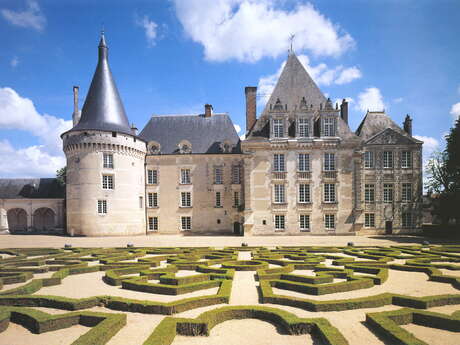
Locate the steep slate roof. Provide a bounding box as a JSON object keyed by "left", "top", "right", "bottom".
{"left": 261, "top": 52, "right": 327, "bottom": 115}
{"left": 66, "top": 33, "right": 133, "bottom": 136}
{"left": 0, "top": 178, "right": 65, "bottom": 199}
{"left": 356, "top": 111, "right": 421, "bottom": 143}
{"left": 139, "top": 114, "right": 241, "bottom": 154}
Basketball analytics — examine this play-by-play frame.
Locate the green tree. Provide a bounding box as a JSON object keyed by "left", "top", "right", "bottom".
{"left": 445, "top": 118, "right": 460, "bottom": 191}
{"left": 56, "top": 166, "right": 66, "bottom": 185}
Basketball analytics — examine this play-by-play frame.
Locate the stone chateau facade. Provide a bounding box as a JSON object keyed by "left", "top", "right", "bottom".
{"left": 0, "top": 34, "right": 423, "bottom": 236}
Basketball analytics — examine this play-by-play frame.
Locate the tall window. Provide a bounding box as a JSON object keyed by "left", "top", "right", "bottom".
{"left": 324, "top": 214, "right": 335, "bottom": 230}
{"left": 103, "top": 153, "right": 113, "bottom": 169}
{"left": 214, "top": 166, "right": 223, "bottom": 184}
{"left": 274, "top": 215, "right": 285, "bottom": 230}
{"left": 139, "top": 196, "right": 143, "bottom": 209}
{"left": 402, "top": 212, "right": 413, "bottom": 228}
{"left": 365, "top": 184, "right": 375, "bottom": 203}
{"left": 215, "top": 191, "right": 222, "bottom": 207}
{"left": 365, "top": 213, "right": 375, "bottom": 227}
{"left": 324, "top": 153, "right": 335, "bottom": 171}
{"left": 323, "top": 117, "right": 336, "bottom": 137}
{"left": 232, "top": 165, "right": 241, "bottom": 184}
{"left": 102, "top": 175, "right": 114, "bottom": 189}
{"left": 148, "top": 217, "right": 158, "bottom": 231}
{"left": 273, "top": 154, "right": 285, "bottom": 172}
{"left": 147, "top": 170, "right": 158, "bottom": 184}
{"left": 298, "top": 153, "right": 310, "bottom": 172}
{"left": 180, "top": 169, "right": 191, "bottom": 184}
{"left": 298, "top": 118, "right": 309, "bottom": 137}
{"left": 181, "top": 216, "right": 191, "bottom": 231}
{"left": 402, "top": 183, "right": 412, "bottom": 202}
{"left": 148, "top": 192, "right": 158, "bottom": 208}
{"left": 274, "top": 184, "right": 286, "bottom": 203}
{"left": 273, "top": 119, "right": 284, "bottom": 138}
{"left": 324, "top": 183, "right": 336, "bottom": 203}
{"left": 401, "top": 151, "right": 412, "bottom": 168}
{"left": 383, "top": 184, "right": 394, "bottom": 203}
{"left": 298, "top": 184, "right": 311, "bottom": 203}
{"left": 299, "top": 214, "right": 310, "bottom": 231}
{"left": 233, "top": 191, "right": 240, "bottom": 207}
{"left": 364, "top": 151, "right": 374, "bottom": 168}
{"left": 181, "top": 192, "right": 192, "bottom": 207}
{"left": 97, "top": 200, "right": 107, "bottom": 214}
{"left": 383, "top": 151, "right": 394, "bottom": 168}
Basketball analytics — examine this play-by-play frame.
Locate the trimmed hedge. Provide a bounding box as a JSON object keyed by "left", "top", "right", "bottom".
{"left": 143, "top": 305, "right": 349, "bottom": 345}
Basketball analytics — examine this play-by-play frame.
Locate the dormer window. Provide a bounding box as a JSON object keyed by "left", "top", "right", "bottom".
{"left": 273, "top": 98, "right": 284, "bottom": 111}
{"left": 273, "top": 119, "right": 284, "bottom": 138}
{"left": 178, "top": 140, "right": 192, "bottom": 154}
{"left": 148, "top": 141, "right": 161, "bottom": 154}
{"left": 322, "top": 117, "right": 337, "bottom": 137}
{"left": 298, "top": 118, "right": 310, "bottom": 137}
{"left": 220, "top": 140, "right": 233, "bottom": 153}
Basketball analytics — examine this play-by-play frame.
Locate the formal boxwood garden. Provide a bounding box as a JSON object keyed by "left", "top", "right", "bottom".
{"left": 1, "top": 245, "right": 460, "bottom": 344}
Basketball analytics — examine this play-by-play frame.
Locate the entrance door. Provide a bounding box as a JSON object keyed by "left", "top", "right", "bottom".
{"left": 233, "top": 222, "right": 243, "bottom": 236}
{"left": 385, "top": 221, "right": 393, "bottom": 235}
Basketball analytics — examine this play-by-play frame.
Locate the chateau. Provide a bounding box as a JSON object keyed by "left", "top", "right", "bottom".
{"left": 0, "top": 34, "right": 423, "bottom": 236}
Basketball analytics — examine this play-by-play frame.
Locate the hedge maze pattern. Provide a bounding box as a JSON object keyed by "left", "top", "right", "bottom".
{"left": 0, "top": 245, "right": 459, "bottom": 344}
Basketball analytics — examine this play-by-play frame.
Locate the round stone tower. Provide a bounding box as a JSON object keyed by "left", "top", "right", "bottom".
{"left": 61, "top": 33, "right": 146, "bottom": 236}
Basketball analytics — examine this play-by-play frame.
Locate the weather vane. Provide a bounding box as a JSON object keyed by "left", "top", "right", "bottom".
{"left": 289, "top": 33, "right": 295, "bottom": 53}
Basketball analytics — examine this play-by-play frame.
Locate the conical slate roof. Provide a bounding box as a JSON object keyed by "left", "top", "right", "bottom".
{"left": 70, "top": 33, "right": 132, "bottom": 135}
{"left": 261, "top": 52, "right": 327, "bottom": 115}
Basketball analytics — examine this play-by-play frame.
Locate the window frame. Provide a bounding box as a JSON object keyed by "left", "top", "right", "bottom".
{"left": 383, "top": 183, "right": 394, "bottom": 203}
{"left": 233, "top": 191, "right": 240, "bottom": 207}
{"left": 298, "top": 183, "right": 311, "bottom": 203}
{"left": 323, "top": 117, "right": 336, "bottom": 137}
{"left": 273, "top": 153, "right": 285, "bottom": 172}
{"left": 102, "top": 174, "right": 114, "bottom": 190}
{"left": 97, "top": 200, "right": 107, "bottom": 215}
{"left": 323, "top": 183, "right": 336, "bottom": 203}
{"left": 364, "top": 213, "right": 375, "bottom": 228}
{"left": 364, "top": 184, "right": 375, "bottom": 203}
{"left": 180, "top": 168, "right": 191, "bottom": 184}
{"left": 214, "top": 166, "right": 223, "bottom": 185}
{"left": 299, "top": 214, "right": 310, "bottom": 232}
{"left": 324, "top": 214, "right": 335, "bottom": 230}
{"left": 383, "top": 151, "right": 394, "bottom": 169}
{"left": 148, "top": 192, "right": 158, "bottom": 208}
{"left": 401, "top": 183, "right": 413, "bottom": 202}
{"left": 298, "top": 153, "right": 310, "bottom": 172}
{"left": 274, "top": 214, "right": 286, "bottom": 231}
{"left": 401, "top": 151, "right": 412, "bottom": 169}
{"left": 232, "top": 165, "right": 241, "bottom": 184}
{"left": 180, "top": 216, "right": 192, "bottom": 231}
{"left": 147, "top": 169, "right": 158, "bottom": 185}
{"left": 103, "top": 153, "right": 114, "bottom": 169}
{"left": 273, "top": 184, "right": 286, "bottom": 204}
{"left": 402, "top": 212, "right": 414, "bottom": 228}
{"left": 148, "top": 217, "right": 159, "bottom": 231}
{"left": 180, "top": 192, "right": 192, "bottom": 207}
{"left": 215, "top": 191, "right": 222, "bottom": 208}
{"left": 297, "top": 117, "right": 310, "bottom": 137}
{"left": 364, "top": 151, "right": 374, "bottom": 169}
{"left": 273, "top": 118, "right": 284, "bottom": 138}
{"left": 323, "top": 153, "right": 336, "bottom": 171}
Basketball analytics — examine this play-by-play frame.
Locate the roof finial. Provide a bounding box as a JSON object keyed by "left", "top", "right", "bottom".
{"left": 99, "top": 24, "right": 107, "bottom": 48}
{"left": 288, "top": 33, "right": 295, "bottom": 54}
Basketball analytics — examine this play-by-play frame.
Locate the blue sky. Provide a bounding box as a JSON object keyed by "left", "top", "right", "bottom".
{"left": 0, "top": 0, "right": 459, "bottom": 177}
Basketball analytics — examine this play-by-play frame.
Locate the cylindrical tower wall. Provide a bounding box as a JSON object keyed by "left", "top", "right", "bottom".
{"left": 63, "top": 130, "right": 146, "bottom": 236}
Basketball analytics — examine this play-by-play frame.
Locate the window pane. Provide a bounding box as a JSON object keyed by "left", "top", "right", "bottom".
{"left": 273, "top": 119, "right": 284, "bottom": 138}
{"left": 103, "top": 153, "right": 113, "bottom": 169}
{"left": 298, "top": 154, "right": 310, "bottom": 172}
{"left": 214, "top": 167, "right": 223, "bottom": 184}
{"left": 298, "top": 118, "right": 309, "bottom": 137}
{"left": 364, "top": 151, "right": 374, "bottom": 168}
{"left": 274, "top": 154, "right": 285, "bottom": 172}
{"left": 324, "top": 153, "right": 335, "bottom": 171}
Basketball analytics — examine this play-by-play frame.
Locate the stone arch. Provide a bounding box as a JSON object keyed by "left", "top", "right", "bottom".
{"left": 32, "top": 207, "right": 55, "bottom": 231}
{"left": 7, "top": 208, "right": 28, "bottom": 232}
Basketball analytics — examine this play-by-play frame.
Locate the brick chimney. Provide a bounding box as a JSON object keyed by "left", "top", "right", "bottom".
{"left": 340, "top": 98, "right": 349, "bottom": 125}
{"left": 403, "top": 114, "right": 412, "bottom": 136}
{"left": 204, "top": 104, "right": 213, "bottom": 117}
{"left": 72, "top": 86, "right": 81, "bottom": 126}
{"left": 245, "top": 86, "right": 257, "bottom": 132}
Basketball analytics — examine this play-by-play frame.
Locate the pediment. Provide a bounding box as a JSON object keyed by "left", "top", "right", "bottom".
{"left": 365, "top": 128, "right": 419, "bottom": 145}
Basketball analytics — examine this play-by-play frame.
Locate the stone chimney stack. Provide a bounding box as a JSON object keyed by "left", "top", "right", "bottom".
{"left": 131, "top": 123, "right": 138, "bottom": 135}
{"left": 403, "top": 114, "right": 412, "bottom": 136}
{"left": 204, "top": 104, "right": 213, "bottom": 117}
{"left": 72, "top": 86, "right": 81, "bottom": 126}
{"left": 245, "top": 86, "right": 257, "bottom": 132}
{"left": 340, "top": 98, "right": 349, "bottom": 125}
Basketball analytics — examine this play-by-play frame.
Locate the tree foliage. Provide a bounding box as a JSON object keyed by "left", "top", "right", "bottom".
{"left": 56, "top": 167, "right": 66, "bottom": 185}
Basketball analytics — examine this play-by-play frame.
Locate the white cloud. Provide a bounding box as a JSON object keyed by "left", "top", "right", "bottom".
{"left": 0, "top": 87, "right": 70, "bottom": 177}
{"left": 449, "top": 102, "right": 460, "bottom": 121}
{"left": 173, "top": 0, "right": 354, "bottom": 62}
{"left": 239, "top": 134, "right": 245, "bottom": 140}
{"left": 10, "top": 57, "right": 19, "bottom": 68}
{"left": 0, "top": 140, "right": 65, "bottom": 178}
{"left": 234, "top": 124, "right": 241, "bottom": 133}
{"left": 257, "top": 54, "right": 361, "bottom": 106}
{"left": 356, "top": 87, "right": 385, "bottom": 112}
{"left": 335, "top": 67, "right": 362, "bottom": 85}
{"left": 135, "top": 15, "right": 158, "bottom": 47}
{"left": 1, "top": 0, "right": 46, "bottom": 31}
{"left": 393, "top": 97, "right": 403, "bottom": 104}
